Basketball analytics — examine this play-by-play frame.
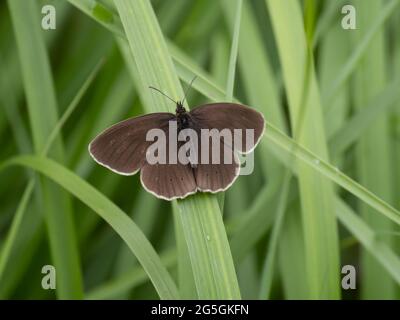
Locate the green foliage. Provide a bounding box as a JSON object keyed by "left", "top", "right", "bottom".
{"left": 0, "top": 0, "right": 399, "bottom": 299}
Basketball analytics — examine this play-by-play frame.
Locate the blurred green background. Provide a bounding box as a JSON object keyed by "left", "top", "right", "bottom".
{"left": 0, "top": 0, "right": 400, "bottom": 300}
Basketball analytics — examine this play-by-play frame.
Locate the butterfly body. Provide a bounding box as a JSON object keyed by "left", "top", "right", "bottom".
{"left": 89, "top": 102, "right": 265, "bottom": 200}
{"left": 176, "top": 104, "right": 190, "bottom": 129}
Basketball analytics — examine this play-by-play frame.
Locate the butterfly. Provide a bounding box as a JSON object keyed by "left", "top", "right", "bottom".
{"left": 89, "top": 86, "right": 265, "bottom": 201}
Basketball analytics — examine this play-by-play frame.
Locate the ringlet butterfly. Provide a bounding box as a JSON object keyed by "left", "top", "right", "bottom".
{"left": 89, "top": 82, "right": 265, "bottom": 200}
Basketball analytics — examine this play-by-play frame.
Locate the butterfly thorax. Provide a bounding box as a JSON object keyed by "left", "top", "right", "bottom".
{"left": 176, "top": 102, "right": 191, "bottom": 131}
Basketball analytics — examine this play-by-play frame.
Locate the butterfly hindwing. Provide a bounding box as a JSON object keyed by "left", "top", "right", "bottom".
{"left": 140, "top": 162, "right": 197, "bottom": 200}
{"left": 194, "top": 133, "right": 240, "bottom": 192}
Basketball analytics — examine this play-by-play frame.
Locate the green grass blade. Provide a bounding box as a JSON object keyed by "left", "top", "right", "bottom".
{"left": 1, "top": 155, "right": 179, "bottom": 299}
{"left": 219, "top": 0, "right": 242, "bottom": 212}
{"left": 0, "top": 181, "right": 35, "bottom": 288}
{"left": 117, "top": 22, "right": 197, "bottom": 298}
{"left": 336, "top": 199, "right": 400, "bottom": 285}
{"left": 258, "top": 173, "right": 292, "bottom": 299}
{"left": 111, "top": 191, "right": 162, "bottom": 298}
{"left": 67, "top": 0, "right": 124, "bottom": 37}
{"left": 313, "top": 0, "right": 346, "bottom": 48}
{"left": 0, "top": 52, "right": 32, "bottom": 154}
{"left": 278, "top": 202, "right": 308, "bottom": 299}
{"left": 176, "top": 195, "right": 240, "bottom": 299}
{"left": 265, "top": 123, "right": 400, "bottom": 226}
{"left": 318, "top": 20, "right": 350, "bottom": 141}
{"left": 8, "top": 0, "right": 83, "bottom": 299}
{"left": 225, "top": 0, "right": 242, "bottom": 102}
{"left": 42, "top": 59, "right": 104, "bottom": 156}
{"left": 222, "top": 0, "right": 288, "bottom": 263}
{"left": 228, "top": 184, "right": 277, "bottom": 262}
{"left": 323, "top": 0, "right": 399, "bottom": 103}
{"left": 352, "top": 0, "right": 396, "bottom": 299}
{"left": 87, "top": 249, "right": 177, "bottom": 299}
{"left": 329, "top": 76, "right": 400, "bottom": 155}
{"left": 266, "top": 0, "right": 340, "bottom": 299}
{"left": 0, "top": 57, "right": 103, "bottom": 297}
{"left": 172, "top": 204, "right": 197, "bottom": 299}
{"left": 71, "top": 67, "right": 134, "bottom": 176}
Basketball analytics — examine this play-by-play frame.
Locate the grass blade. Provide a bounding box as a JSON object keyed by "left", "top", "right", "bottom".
{"left": 87, "top": 249, "right": 177, "bottom": 299}
{"left": 8, "top": 0, "right": 83, "bottom": 299}
{"left": 1, "top": 155, "right": 179, "bottom": 299}
{"left": 114, "top": 0, "right": 240, "bottom": 299}
{"left": 266, "top": 0, "right": 340, "bottom": 298}
{"left": 323, "top": 0, "right": 399, "bottom": 103}
{"left": 258, "top": 173, "right": 292, "bottom": 299}
{"left": 336, "top": 199, "right": 400, "bottom": 285}
{"left": 329, "top": 76, "right": 400, "bottom": 155}
{"left": 352, "top": 0, "right": 396, "bottom": 299}
{"left": 225, "top": 0, "right": 242, "bottom": 102}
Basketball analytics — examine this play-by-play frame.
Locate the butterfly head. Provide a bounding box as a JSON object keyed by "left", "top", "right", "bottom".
{"left": 176, "top": 101, "right": 190, "bottom": 130}
{"left": 175, "top": 100, "right": 186, "bottom": 115}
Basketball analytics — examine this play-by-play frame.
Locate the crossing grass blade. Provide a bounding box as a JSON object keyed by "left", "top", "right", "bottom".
{"left": 329, "top": 76, "right": 400, "bottom": 155}
{"left": 87, "top": 249, "right": 177, "bottom": 299}
{"left": 0, "top": 155, "right": 179, "bottom": 299}
{"left": 266, "top": 0, "right": 340, "bottom": 299}
{"left": 336, "top": 199, "right": 400, "bottom": 285}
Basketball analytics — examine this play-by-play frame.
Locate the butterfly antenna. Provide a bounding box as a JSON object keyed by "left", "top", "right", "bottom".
{"left": 149, "top": 86, "right": 177, "bottom": 104}
{"left": 182, "top": 76, "right": 197, "bottom": 104}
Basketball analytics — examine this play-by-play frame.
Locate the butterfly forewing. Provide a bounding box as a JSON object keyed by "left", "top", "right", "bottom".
{"left": 89, "top": 113, "right": 174, "bottom": 175}
{"left": 189, "top": 103, "right": 265, "bottom": 153}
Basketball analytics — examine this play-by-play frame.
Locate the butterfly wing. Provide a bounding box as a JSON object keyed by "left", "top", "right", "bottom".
{"left": 189, "top": 103, "right": 265, "bottom": 153}
{"left": 89, "top": 113, "right": 175, "bottom": 175}
{"left": 139, "top": 125, "right": 198, "bottom": 200}
{"left": 140, "top": 162, "right": 197, "bottom": 200}
{"left": 194, "top": 134, "right": 240, "bottom": 192}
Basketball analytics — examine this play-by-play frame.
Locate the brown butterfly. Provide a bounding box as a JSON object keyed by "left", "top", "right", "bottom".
{"left": 89, "top": 88, "right": 265, "bottom": 200}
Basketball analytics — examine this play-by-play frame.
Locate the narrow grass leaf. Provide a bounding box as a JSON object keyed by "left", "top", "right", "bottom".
{"left": 352, "top": 0, "right": 396, "bottom": 299}
{"left": 8, "top": 0, "right": 83, "bottom": 299}
{"left": 87, "top": 249, "right": 177, "bottom": 299}
{"left": 323, "top": 0, "right": 399, "bottom": 103}
{"left": 267, "top": 0, "right": 340, "bottom": 298}
{"left": 329, "top": 76, "right": 400, "bottom": 155}
{"left": 1, "top": 155, "right": 179, "bottom": 300}
{"left": 114, "top": 0, "right": 240, "bottom": 299}
{"left": 258, "top": 173, "right": 292, "bottom": 299}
